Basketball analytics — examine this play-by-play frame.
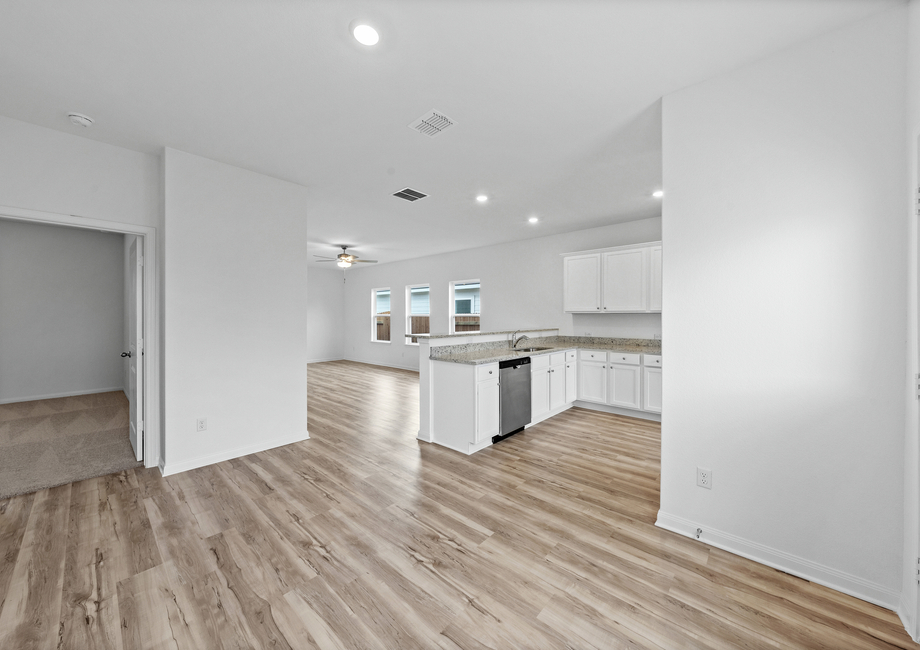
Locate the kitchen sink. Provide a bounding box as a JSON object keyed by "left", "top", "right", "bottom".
{"left": 513, "top": 347, "right": 553, "bottom": 353}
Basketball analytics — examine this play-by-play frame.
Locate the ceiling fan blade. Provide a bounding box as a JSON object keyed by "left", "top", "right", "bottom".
{"left": 315, "top": 259, "right": 337, "bottom": 262}
{"left": 355, "top": 259, "right": 377, "bottom": 263}
{"left": 313, "top": 255, "right": 336, "bottom": 259}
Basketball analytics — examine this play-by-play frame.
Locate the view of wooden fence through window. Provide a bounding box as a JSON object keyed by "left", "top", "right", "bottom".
{"left": 408, "top": 285, "right": 430, "bottom": 343}
{"left": 454, "top": 315, "right": 480, "bottom": 332}
{"left": 453, "top": 281, "right": 480, "bottom": 333}
{"left": 374, "top": 288, "right": 390, "bottom": 342}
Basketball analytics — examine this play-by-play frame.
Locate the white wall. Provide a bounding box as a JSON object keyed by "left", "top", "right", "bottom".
{"left": 162, "top": 149, "right": 309, "bottom": 474}
{"left": 0, "top": 219, "right": 124, "bottom": 402}
{"left": 308, "top": 266, "right": 345, "bottom": 362}
{"left": 342, "top": 218, "right": 662, "bottom": 371}
{"left": 0, "top": 116, "right": 159, "bottom": 227}
{"left": 903, "top": 0, "right": 920, "bottom": 638}
{"left": 660, "top": 6, "right": 907, "bottom": 608}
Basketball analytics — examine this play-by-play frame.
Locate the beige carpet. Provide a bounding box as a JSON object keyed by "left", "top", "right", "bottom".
{"left": 0, "top": 391, "right": 142, "bottom": 499}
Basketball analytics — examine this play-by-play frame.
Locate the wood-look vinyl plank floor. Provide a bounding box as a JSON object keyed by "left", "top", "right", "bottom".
{"left": 0, "top": 359, "right": 916, "bottom": 649}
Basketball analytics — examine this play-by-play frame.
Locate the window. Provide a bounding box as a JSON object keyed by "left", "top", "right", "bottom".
{"left": 372, "top": 288, "right": 390, "bottom": 342}
{"left": 406, "top": 284, "right": 430, "bottom": 344}
{"left": 449, "top": 280, "right": 480, "bottom": 334}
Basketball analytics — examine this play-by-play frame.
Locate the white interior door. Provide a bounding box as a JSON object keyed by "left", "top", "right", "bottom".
{"left": 128, "top": 238, "right": 144, "bottom": 462}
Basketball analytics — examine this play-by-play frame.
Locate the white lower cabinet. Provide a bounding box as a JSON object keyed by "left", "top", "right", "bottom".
{"left": 609, "top": 363, "right": 641, "bottom": 409}
{"left": 531, "top": 357, "right": 550, "bottom": 422}
{"left": 643, "top": 355, "right": 662, "bottom": 413}
{"left": 577, "top": 350, "right": 661, "bottom": 415}
{"left": 476, "top": 376, "right": 500, "bottom": 442}
{"left": 532, "top": 351, "right": 574, "bottom": 424}
{"left": 578, "top": 356, "right": 607, "bottom": 404}
{"left": 564, "top": 350, "right": 577, "bottom": 405}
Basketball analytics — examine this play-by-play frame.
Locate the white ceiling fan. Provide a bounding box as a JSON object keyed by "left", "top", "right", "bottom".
{"left": 313, "top": 245, "right": 377, "bottom": 268}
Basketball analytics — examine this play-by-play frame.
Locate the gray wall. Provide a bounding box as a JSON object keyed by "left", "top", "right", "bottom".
{"left": 0, "top": 218, "right": 125, "bottom": 402}
{"left": 308, "top": 266, "right": 345, "bottom": 362}
{"left": 342, "top": 217, "right": 662, "bottom": 371}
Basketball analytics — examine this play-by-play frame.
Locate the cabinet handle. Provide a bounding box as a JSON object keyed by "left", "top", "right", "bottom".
{"left": 596, "top": 307, "right": 600, "bottom": 310}
{"left": 489, "top": 370, "right": 492, "bottom": 374}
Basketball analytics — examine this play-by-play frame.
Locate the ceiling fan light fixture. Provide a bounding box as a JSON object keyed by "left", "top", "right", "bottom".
{"left": 337, "top": 260, "right": 352, "bottom": 268}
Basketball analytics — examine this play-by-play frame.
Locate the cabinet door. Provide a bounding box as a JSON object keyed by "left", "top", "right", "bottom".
{"left": 609, "top": 363, "right": 641, "bottom": 409}
{"left": 549, "top": 364, "right": 566, "bottom": 411}
{"left": 475, "top": 377, "right": 500, "bottom": 442}
{"left": 563, "top": 254, "right": 601, "bottom": 312}
{"left": 531, "top": 368, "right": 550, "bottom": 421}
{"left": 565, "top": 359, "right": 577, "bottom": 404}
{"left": 643, "top": 367, "right": 662, "bottom": 413}
{"left": 602, "top": 248, "right": 647, "bottom": 312}
{"left": 578, "top": 360, "right": 607, "bottom": 404}
{"left": 649, "top": 245, "right": 662, "bottom": 312}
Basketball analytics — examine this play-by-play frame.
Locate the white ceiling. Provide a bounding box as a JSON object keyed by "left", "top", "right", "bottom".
{"left": 0, "top": 0, "right": 899, "bottom": 266}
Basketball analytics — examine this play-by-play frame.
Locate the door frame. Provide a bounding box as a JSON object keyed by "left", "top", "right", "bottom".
{"left": 0, "top": 204, "right": 161, "bottom": 468}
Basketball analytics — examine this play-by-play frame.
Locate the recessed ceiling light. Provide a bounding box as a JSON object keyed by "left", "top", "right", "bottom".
{"left": 652, "top": 190, "right": 664, "bottom": 198}
{"left": 528, "top": 216, "right": 539, "bottom": 223}
{"left": 476, "top": 195, "right": 488, "bottom": 203}
{"left": 353, "top": 24, "right": 379, "bottom": 46}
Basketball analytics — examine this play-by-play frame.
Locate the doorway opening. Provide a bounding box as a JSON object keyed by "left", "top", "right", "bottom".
{"left": 0, "top": 205, "right": 159, "bottom": 497}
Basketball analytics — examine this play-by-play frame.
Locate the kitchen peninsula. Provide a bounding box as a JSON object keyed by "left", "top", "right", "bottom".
{"left": 414, "top": 329, "right": 662, "bottom": 455}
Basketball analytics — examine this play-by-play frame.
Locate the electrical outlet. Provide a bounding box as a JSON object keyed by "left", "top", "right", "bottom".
{"left": 697, "top": 467, "right": 712, "bottom": 489}
{"left": 197, "top": 418, "right": 207, "bottom": 432}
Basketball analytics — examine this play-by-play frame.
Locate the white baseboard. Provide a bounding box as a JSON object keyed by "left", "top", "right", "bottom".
{"left": 0, "top": 386, "right": 125, "bottom": 404}
{"left": 307, "top": 356, "right": 345, "bottom": 364}
{"left": 655, "top": 510, "right": 900, "bottom": 610}
{"left": 898, "top": 599, "right": 918, "bottom": 642}
{"left": 343, "top": 356, "right": 420, "bottom": 373}
{"left": 573, "top": 400, "right": 661, "bottom": 422}
{"left": 161, "top": 430, "right": 310, "bottom": 477}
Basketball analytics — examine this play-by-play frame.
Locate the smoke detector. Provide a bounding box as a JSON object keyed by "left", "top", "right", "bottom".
{"left": 68, "top": 113, "right": 95, "bottom": 128}
{"left": 408, "top": 110, "right": 455, "bottom": 137}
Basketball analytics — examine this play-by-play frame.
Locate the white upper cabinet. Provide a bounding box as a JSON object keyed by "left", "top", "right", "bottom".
{"left": 563, "top": 254, "right": 601, "bottom": 312}
{"left": 602, "top": 248, "right": 648, "bottom": 312}
{"left": 562, "top": 241, "right": 661, "bottom": 313}
{"left": 649, "top": 245, "right": 662, "bottom": 312}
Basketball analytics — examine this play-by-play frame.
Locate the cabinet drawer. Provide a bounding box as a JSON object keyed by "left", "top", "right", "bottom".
{"left": 550, "top": 352, "right": 566, "bottom": 366}
{"left": 644, "top": 354, "right": 662, "bottom": 367}
{"left": 609, "top": 352, "right": 640, "bottom": 365}
{"left": 566, "top": 350, "right": 577, "bottom": 362}
{"left": 579, "top": 350, "right": 606, "bottom": 361}
{"left": 531, "top": 354, "right": 550, "bottom": 370}
{"left": 476, "top": 364, "right": 498, "bottom": 382}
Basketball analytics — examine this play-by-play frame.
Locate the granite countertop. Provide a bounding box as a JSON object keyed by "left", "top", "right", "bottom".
{"left": 431, "top": 336, "right": 661, "bottom": 365}
{"left": 407, "top": 328, "right": 558, "bottom": 340}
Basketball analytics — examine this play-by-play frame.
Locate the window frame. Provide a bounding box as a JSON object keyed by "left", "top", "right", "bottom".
{"left": 371, "top": 287, "right": 392, "bottom": 344}
{"left": 405, "top": 283, "right": 430, "bottom": 346}
{"left": 449, "top": 278, "right": 481, "bottom": 335}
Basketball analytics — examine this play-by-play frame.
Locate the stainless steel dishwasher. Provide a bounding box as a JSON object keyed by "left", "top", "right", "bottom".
{"left": 495, "top": 357, "right": 531, "bottom": 443}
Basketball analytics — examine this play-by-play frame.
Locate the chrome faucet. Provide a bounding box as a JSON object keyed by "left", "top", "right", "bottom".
{"left": 511, "top": 331, "right": 530, "bottom": 350}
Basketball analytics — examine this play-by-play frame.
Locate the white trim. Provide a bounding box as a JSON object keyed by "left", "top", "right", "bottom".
{"left": 161, "top": 430, "right": 310, "bottom": 476}
{"left": 898, "top": 601, "right": 918, "bottom": 643}
{"left": 0, "top": 204, "right": 161, "bottom": 470}
{"left": 0, "top": 386, "right": 125, "bottom": 404}
{"left": 655, "top": 510, "right": 900, "bottom": 610}
{"left": 427, "top": 436, "right": 492, "bottom": 455}
{"left": 573, "top": 400, "right": 662, "bottom": 422}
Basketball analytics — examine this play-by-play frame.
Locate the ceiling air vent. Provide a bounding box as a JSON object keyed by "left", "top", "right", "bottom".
{"left": 393, "top": 188, "right": 428, "bottom": 202}
{"left": 408, "top": 110, "right": 455, "bottom": 137}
